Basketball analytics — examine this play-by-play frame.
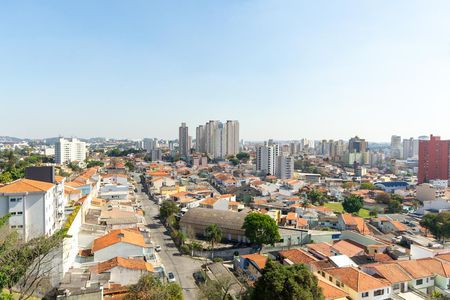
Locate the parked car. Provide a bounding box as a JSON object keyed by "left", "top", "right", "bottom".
{"left": 167, "top": 272, "right": 176, "bottom": 283}
{"left": 155, "top": 245, "right": 162, "bottom": 252}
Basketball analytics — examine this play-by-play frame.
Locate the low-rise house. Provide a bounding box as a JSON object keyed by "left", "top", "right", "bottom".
{"left": 235, "top": 253, "right": 267, "bottom": 281}
{"left": 92, "top": 229, "right": 153, "bottom": 262}
{"left": 331, "top": 240, "right": 365, "bottom": 258}
{"left": 306, "top": 242, "right": 333, "bottom": 259}
{"left": 279, "top": 248, "right": 317, "bottom": 267}
{"left": 101, "top": 173, "right": 128, "bottom": 185}
{"left": 317, "top": 267, "right": 391, "bottom": 300}
{"left": 337, "top": 214, "right": 371, "bottom": 235}
{"left": 318, "top": 279, "right": 349, "bottom": 300}
{"left": 199, "top": 196, "right": 229, "bottom": 210}
{"left": 91, "top": 257, "right": 156, "bottom": 286}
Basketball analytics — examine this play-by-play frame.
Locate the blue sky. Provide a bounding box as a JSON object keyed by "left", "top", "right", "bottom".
{"left": 1, "top": 1, "right": 450, "bottom": 141}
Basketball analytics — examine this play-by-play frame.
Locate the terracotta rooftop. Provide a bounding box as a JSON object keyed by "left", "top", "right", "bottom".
{"left": 241, "top": 253, "right": 268, "bottom": 270}
{"left": 364, "top": 263, "right": 412, "bottom": 284}
{"left": 325, "top": 267, "right": 389, "bottom": 292}
{"left": 93, "top": 257, "right": 154, "bottom": 274}
{"left": 306, "top": 242, "right": 333, "bottom": 257}
{"left": 0, "top": 178, "right": 55, "bottom": 194}
{"left": 331, "top": 240, "right": 365, "bottom": 257}
{"left": 279, "top": 249, "right": 318, "bottom": 265}
{"left": 318, "top": 279, "right": 349, "bottom": 300}
{"left": 92, "top": 229, "right": 146, "bottom": 252}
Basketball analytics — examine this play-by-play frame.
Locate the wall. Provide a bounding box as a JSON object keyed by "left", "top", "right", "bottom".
{"left": 110, "top": 267, "right": 148, "bottom": 285}
{"left": 94, "top": 243, "right": 144, "bottom": 262}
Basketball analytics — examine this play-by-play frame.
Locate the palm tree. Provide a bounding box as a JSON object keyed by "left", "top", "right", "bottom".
{"left": 205, "top": 224, "right": 222, "bottom": 260}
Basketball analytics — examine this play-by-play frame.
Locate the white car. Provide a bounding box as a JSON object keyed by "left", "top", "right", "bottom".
{"left": 167, "top": 272, "right": 176, "bottom": 283}
{"left": 155, "top": 245, "right": 162, "bottom": 252}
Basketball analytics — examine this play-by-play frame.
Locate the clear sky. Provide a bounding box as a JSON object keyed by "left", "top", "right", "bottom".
{"left": 1, "top": 1, "right": 450, "bottom": 142}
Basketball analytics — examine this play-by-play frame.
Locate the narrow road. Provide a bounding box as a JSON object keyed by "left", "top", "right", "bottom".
{"left": 132, "top": 173, "right": 203, "bottom": 300}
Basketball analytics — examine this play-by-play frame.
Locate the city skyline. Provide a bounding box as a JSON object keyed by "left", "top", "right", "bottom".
{"left": 2, "top": 1, "right": 450, "bottom": 140}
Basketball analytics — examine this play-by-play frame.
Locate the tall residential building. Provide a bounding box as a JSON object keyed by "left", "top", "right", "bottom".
{"left": 390, "top": 135, "right": 402, "bottom": 159}
{"left": 276, "top": 155, "right": 294, "bottom": 179}
{"left": 143, "top": 138, "right": 156, "bottom": 152}
{"left": 55, "top": 138, "right": 87, "bottom": 164}
{"left": 197, "top": 120, "right": 240, "bottom": 159}
{"left": 226, "top": 120, "right": 240, "bottom": 156}
{"left": 418, "top": 135, "right": 450, "bottom": 184}
{"left": 195, "top": 125, "right": 205, "bottom": 153}
{"left": 348, "top": 136, "right": 368, "bottom": 153}
{"left": 178, "top": 122, "right": 190, "bottom": 158}
{"left": 402, "top": 137, "right": 419, "bottom": 160}
{"left": 256, "top": 142, "right": 280, "bottom": 176}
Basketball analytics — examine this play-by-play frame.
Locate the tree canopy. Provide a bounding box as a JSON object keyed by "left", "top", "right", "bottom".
{"left": 0, "top": 214, "right": 67, "bottom": 299}
{"left": 242, "top": 213, "right": 280, "bottom": 251}
{"left": 126, "top": 274, "right": 183, "bottom": 300}
{"left": 159, "top": 200, "right": 179, "bottom": 223}
{"left": 307, "top": 189, "right": 325, "bottom": 205}
{"left": 342, "top": 195, "right": 364, "bottom": 213}
{"left": 205, "top": 224, "right": 222, "bottom": 259}
{"left": 420, "top": 212, "right": 450, "bottom": 241}
{"left": 236, "top": 152, "right": 250, "bottom": 162}
{"left": 251, "top": 260, "right": 324, "bottom": 300}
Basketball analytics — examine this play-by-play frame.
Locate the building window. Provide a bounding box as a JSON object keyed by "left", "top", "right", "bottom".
{"left": 10, "top": 212, "right": 16, "bottom": 216}
{"left": 416, "top": 279, "right": 423, "bottom": 285}
{"left": 336, "top": 281, "right": 341, "bottom": 287}
{"left": 328, "top": 276, "right": 333, "bottom": 282}
{"left": 362, "top": 292, "right": 369, "bottom": 298}
{"left": 17, "top": 212, "right": 23, "bottom": 215}
{"left": 10, "top": 198, "right": 16, "bottom": 202}
{"left": 11, "top": 225, "right": 16, "bottom": 229}
{"left": 374, "top": 289, "right": 384, "bottom": 296}
{"left": 393, "top": 283, "right": 400, "bottom": 290}
{"left": 18, "top": 225, "right": 23, "bottom": 228}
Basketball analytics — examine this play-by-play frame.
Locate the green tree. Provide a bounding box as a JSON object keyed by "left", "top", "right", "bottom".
{"left": 126, "top": 274, "right": 183, "bottom": 300}
{"left": 125, "top": 160, "right": 136, "bottom": 171}
{"left": 159, "top": 200, "right": 179, "bottom": 224}
{"left": 229, "top": 157, "right": 240, "bottom": 166}
{"left": 242, "top": 213, "right": 280, "bottom": 252}
{"left": 386, "top": 199, "right": 402, "bottom": 213}
{"left": 0, "top": 215, "right": 67, "bottom": 299}
{"left": 342, "top": 195, "right": 364, "bottom": 214}
{"left": 0, "top": 172, "right": 13, "bottom": 184}
{"left": 205, "top": 224, "right": 222, "bottom": 259}
{"left": 360, "top": 182, "right": 377, "bottom": 190}
{"left": 419, "top": 212, "right": 450, "bottom": 241}
{"left": 86, "top": 160, "right": 104, "bottom": 168}
{"left": 307, "top": 189, "right": 324, "bottom": 205}
{"left": 375, "top": 192, "right": 391, "bottom": 204}
{"left": 236, "top": 152, "right": 250, "bottom": 162}
{"left": 252, "top": 260, "right": 324, "bottom": 300}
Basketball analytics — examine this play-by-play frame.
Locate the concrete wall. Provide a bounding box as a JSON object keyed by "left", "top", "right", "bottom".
{"left": 94, "top": 243, "right": 144, "bottom": 262}
{"left": 110, "top": 267, "right": 149, "bottom": 285}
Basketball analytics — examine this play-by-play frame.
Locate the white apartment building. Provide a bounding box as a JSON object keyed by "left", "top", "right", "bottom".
{"left": 143, "top": 138, "right": 157, "bottom": 152}
{"left": 256, "top": 143, "right": 279, "bottom": 176}
{"left": 55, "top": 138, "right": 87, "bottom": 164}
{"left": 276, "top": 155, "right": 294, "bottom": 179}
{"left": 198, "top": 120, "right": 240, "bottom": 159}
{"left": 0, "top": 177, "right": 65, "bottom": 241}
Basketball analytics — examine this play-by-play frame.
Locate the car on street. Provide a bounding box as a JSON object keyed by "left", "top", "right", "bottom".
{"left": 155, "top": 245, "right": 162, "bottom": 252}
{"left": 167, "top": 272, "right": 176, "bottom": 282}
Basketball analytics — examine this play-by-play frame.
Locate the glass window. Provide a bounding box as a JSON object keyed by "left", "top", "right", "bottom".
{"left": 416, "top": 279, "right": 423, "bottom": 285}
{"left": 362, "top": 292, "right": 369, "bottom": 298}
{"left": 10, "top": 198, "right": 16, "bottom": 202}
{"left": 374, "top": 289, "right": 384, "bottom": 296}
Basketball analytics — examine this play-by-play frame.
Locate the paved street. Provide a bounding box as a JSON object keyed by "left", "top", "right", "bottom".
{"left": 132, "top": 173, "right": 203, "bottom": 300}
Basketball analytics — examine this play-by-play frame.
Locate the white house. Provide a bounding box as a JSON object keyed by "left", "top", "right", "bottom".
{"left": 92, "top": 229, "right": 153, "bottom": 262}
{"left": 92, "top": 257, "right": 156, "bottom": 286}
{"left": 0, "top": 177, "right": 65, "bottom": 241}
